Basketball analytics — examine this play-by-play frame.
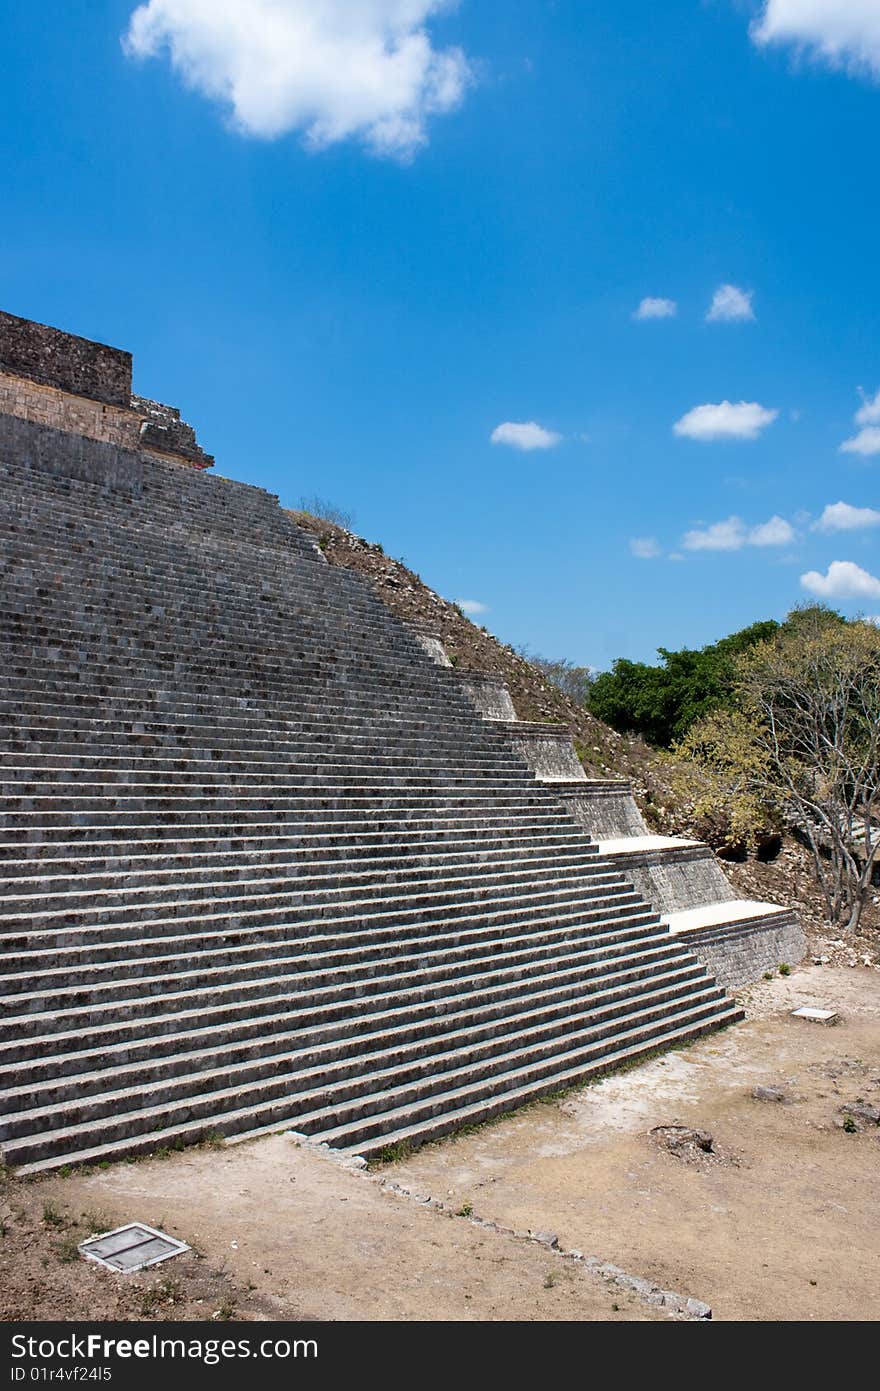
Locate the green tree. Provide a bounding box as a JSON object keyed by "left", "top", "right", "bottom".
{"left": 588, "top": 619, "right": 780, "bottom": 746}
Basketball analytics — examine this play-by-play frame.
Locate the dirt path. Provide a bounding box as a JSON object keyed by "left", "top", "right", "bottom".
{"left": 2, "top": 966, "right": 877, "bottom": 1323}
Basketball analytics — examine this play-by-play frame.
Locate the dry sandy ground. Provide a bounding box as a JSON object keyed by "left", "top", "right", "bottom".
{"left": 1, "top": 1143, "right": 657, "bottom": 1323}
{"left": 2, "top": 965, "right": 877, "bottom": 1323}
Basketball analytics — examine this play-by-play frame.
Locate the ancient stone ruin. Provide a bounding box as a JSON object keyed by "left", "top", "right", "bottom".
{"left": 0, "top": 311, "right": 805, "bottom": 1173}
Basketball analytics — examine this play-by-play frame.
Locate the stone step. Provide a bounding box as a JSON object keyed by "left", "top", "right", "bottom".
{"left": 0, "top": 840, "right": 601, "bottom": 892}
{"left": 0, "top": 939, "right": 689, "bottom": 1087}
{"left": 0, "top": 666, "right": 476, "bottom": 711}
{"left": 2, "top": 746, "right": 528, "bottom": 784}
{"left": 0, "top": 721, "right": 520, "bottom": 762}
{"left": 9, "top": 998, "right": 740, "bottom": 1173}
{"left": 1, "top": 975, "right": 721, "bottom": 1150}
{"left": 2, "top": 886, "right": 643, "bottom": 981}
{"left": 0, "top": 682, "right": 513, "bottom": 734}
{"left": 0, "top": 692, "right": 513, "bottom": 738}
{"left": 329, "top": 1003, "right": 744, "bottom": 1159}
{"left": 2, "top": 961, "right": 708, "bottom": 1112}
{"left": 0, "top": 919, "right": 678, "bottom": 1048}
{"left": 0, "top": 895, "right": 655, "bottom": 1004}
{"left": 0, "top": 810, "right": 579, "bottom": 846}
{"left": 0, "top": 852, "right": 615, "bottom": 920}
{"left": 256, "top": 991, "right": 731, "bottom": 1152}
{"left": 0, "top": 864, "right": 630, "bottom": 943}
{"left": 0, "top": 768, "right": 545, "bottom": 798}
{"left": 0, "top": 823, "right": 591, "bottom": 864}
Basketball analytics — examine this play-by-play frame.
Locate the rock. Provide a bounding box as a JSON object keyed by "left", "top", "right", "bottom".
{"left": 686, "top": 1297, "right": 713, "bottom": 1320}
{"left": 651, "top": 1124, "right": 714, "bottom": 1156}
{"left": 840, "top": 1101, "right": 880, "bottom": 1126}
{"left": 751, "top": 1085, "right": 788, "bottom": 1103}
{"left": 531, "top": 1230, "right": 560, "bottom": 1249}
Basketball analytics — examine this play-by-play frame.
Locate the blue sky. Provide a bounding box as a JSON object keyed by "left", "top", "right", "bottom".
{"left": 2, "top": 1, "right": 879, "bottom": 667}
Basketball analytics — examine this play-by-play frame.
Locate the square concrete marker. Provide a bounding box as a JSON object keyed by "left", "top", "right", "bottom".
{"left": 79, "top": 1223, "right": 190, "bottom": 1273}
{"left": 790, "top": 1007, "right": 838, "bottom": 1025}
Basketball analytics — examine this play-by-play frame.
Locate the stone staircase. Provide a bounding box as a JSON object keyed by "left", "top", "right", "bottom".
{"left": 0, "top": 450, "right": 743, "bottom": 1173}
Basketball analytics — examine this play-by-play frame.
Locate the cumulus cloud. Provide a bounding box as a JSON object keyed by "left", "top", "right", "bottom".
{"left": 706, "top": 284, "right": 755, "bottom": 323}
{"left": 801, "top": 559, "right": 880, "bottom": 600}
{"left": 840, "top": 386, "right": 880, "bottom": 455}
{"left": 630, "top": 537, "right": 662, "bottom": 559}
{"left": 490, "top": 421, "right": 562, "bottom": 451}
{"left": 814, "top": 501, "right": 880, "bottom": 532}
{"left": 674, "top": 401, "right": 778, "bottom": 442}
{"left": 752, "top": 1, "right": 880, "bottom": 81}
{"left": 683, "top": 515, "right": 795, "bottom": 552}
{"left": 633, "top": 297, "right": 677, "bottom": 321}
{"left": 749, "top": 515, "right": 796, "bottom": 546}
{"left": 455, "top": 598, "right": 488, "bottom": 615}
{"left": 123, "top": 0, "right": 470, "bottom": 157}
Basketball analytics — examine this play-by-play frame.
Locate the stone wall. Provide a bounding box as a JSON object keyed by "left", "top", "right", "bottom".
{"left": 0, "top": 309, "right": 132, "bottom": 407}
{"left": 0, "top": 367, "right": 214, "bottom": 471}
{"left": 497, "top": 724, "right": 587, "bottom": 782}
{"left": 0, "top": 413, "right": 144, "bottom": 494}
{"left": 453, "top": 670, "right": 517, "bottom": 721}
{"left": 607, "top": 843, "right": 737, "bottom": 916}
{"left": 676, "top": 915, "right": 807, "bottom": 992}
{"left": 555, "top": 781, "right": 649, "bottom": 836}
{"left": 0, "top": 370, "right": 140, "bottom": 452}
{"left": 0, "top": 311, "right": 213, "bottom": 471}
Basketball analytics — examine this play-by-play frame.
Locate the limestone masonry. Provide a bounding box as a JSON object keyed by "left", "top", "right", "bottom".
{"left": 0, "top": 312, "right": 804, "bottom": 1172}
{"left": 0, "top": 309, "right": 214, "bottom": 472}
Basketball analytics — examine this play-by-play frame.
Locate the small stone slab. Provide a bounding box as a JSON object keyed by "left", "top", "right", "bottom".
{"left": 79, "top": 1222, "right": 189, "bottom": 1273}
{"left": 790, "top": 1007, "right": 838, "bottom": 1025}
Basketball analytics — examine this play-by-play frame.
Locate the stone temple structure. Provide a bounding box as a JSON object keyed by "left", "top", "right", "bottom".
{"left": 0, "top": 311, "right": 805, "bottom": 1173}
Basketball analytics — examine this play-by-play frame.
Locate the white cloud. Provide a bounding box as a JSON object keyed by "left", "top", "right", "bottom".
{"left": 749, "top": 515, "right": 796, "bottom": 546}
{"left": 455, "top": 598, "right": 488, "bottom": 615}
{"left": 630, "top": 537, "right": 662, "bottom": 559}
{"left": 633, "top": 297, "right": 677, "bottom": 321}
{"left": 674, "top": 401, "right": 778, "bottom": 442}
{"left": 123, "top": 0, "right": 470, "bottom": 157}
{"left": 801, "top": 560, "right": 880, "bottom": 599}
{"left": 752, "top": 2, "right": 880, "bottom": 81}
{"left": 814, "top": 501, "right": 880, "bottom": 532}
{"left": 683, "top": 517, "right": 747, "bottom": 552}
{"left": 855, "top": 387, "right": 880, "bottom": 426}
{"left": 841, "top": 428, "right": 880, "bottom": 456}
{"left": 683, "top": 514, "right": 795, "bottom": 552}
{"left": 490, "top": 421, "right": 562, "bottom": 451}
{"left": 866, "top": 615, "right": 880, "bottom": 626}
{"left": 706, "top": 284, "right": 755, "bottom": 323}
{"left": 839, "top": 386, "right": 880, "bottom": 455}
